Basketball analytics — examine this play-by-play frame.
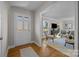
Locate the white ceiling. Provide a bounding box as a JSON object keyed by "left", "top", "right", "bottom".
{"left": 42, "top": 1, "right": 75, "bottom": 19}
{"left": 8, "top": 1, "right": 45, "bottom": 11}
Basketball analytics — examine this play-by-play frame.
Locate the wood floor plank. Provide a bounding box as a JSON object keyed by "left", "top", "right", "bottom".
{"left": 7, "top": 43, "right": 68, "bottom": 57}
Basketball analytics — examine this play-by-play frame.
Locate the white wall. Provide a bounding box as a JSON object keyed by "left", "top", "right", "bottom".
{"left": 0, "top": 2, "right": 2, "bottom": 57}
{"left": 34, "top": 2, "right": 57, "bottom": 46}
{"left": 0, "top": 1, "right": 10, "bottom": 56}
{"left": 8, "top": 6, "right": 34, "bottom": 47}
{"left": 61, "top": 17, "right": 75, "bottom": 31}
{"left": 78, "top": 2, "right": 79, "bottom": 56}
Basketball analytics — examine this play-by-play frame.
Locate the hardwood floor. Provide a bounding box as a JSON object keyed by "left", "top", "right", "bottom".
{"left": 7, "top": 43, "right": 68, "bottom": 57}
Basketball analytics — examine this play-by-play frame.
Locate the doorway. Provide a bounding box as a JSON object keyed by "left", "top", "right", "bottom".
{"left": 40, "top": 1, "right": 78, "bottom": 56}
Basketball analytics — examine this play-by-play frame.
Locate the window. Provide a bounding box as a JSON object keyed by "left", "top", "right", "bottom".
{"left": 16, "top": 16, "right": 29, "bottom": 31}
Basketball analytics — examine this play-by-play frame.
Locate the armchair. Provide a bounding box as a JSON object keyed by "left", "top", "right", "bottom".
{"left": 64, "top": 35, "right": 74, "bottom": 49}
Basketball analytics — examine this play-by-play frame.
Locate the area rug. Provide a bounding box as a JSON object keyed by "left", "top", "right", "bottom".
{"left": 48, "top": 39, "right": 75, "bottom": 57}
{"left": 20, "top": 47, "right": 39, "bottom": 57}
{"left": 47, "top": 38, "right": 76, "bottom": 56}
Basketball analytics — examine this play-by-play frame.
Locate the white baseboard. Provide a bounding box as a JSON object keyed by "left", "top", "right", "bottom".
{"left": 8, "top": 45, "right": 15, "bottom": 50}
{"left": 30, "top": 41, "right": 35, "bottom": 43}
{"left": 35, "top": 42, "right": 41, "bottom": 47}
{"left": 6, "top": 48, "right": 9, "bottom": 57}
{"left": 32, "top": 41, "right": 41, "bottom": 47}
{"left": 5, "top": 45, "right": 15, "bottom": 57}
{"left": 7, "top": 41, "right": 41, "bottom": 49}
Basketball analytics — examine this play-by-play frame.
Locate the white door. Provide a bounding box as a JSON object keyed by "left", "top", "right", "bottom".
{"left": 14, "top": 14, "right": 31, "bottom": 46}
{"left": 0, "top": 9, "right": 2, "bottom": 56}
{"left": 0, "top": 2, "right": 8, "bottom": 57}
{"left": 0, "top": 2, "right": 2, "bottom": 56}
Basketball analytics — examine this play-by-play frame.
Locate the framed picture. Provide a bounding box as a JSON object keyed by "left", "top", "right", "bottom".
{"left": 64, "top": 23, "right": 72, "bottom": 29}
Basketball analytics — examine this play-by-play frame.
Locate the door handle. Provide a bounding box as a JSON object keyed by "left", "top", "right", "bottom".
{"left": 0, "top": 37, "right": 2, "bottom": 40}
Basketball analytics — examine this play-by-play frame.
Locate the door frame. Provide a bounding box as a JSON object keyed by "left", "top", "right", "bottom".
{"left": 14, "top": 12, "right": 32, "bottom": 47}
{"left": 40, "top": 1, "right": 78, "bottom": 56}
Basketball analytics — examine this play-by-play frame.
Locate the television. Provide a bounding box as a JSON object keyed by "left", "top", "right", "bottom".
{"left": 51, "top": 23, "right": 57, "bottom": 28}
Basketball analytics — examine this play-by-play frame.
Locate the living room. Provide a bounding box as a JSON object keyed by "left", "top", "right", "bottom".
{"left": 41, "top": 1, "right": 77, "bottom": 56}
